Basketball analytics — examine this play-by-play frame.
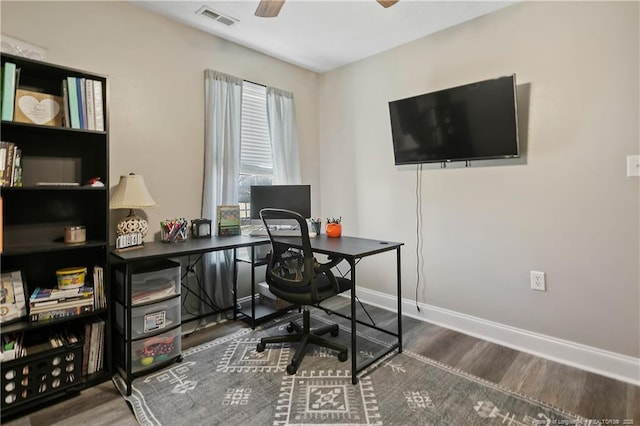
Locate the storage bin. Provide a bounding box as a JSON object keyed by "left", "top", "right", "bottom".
{"left": 114, "top": 259, "right": 180, "bottom": 305}
{"left": 127, "top": 326, "right": 181, "bottom": 374}
{"left": 115, "top": 297, "right": 180, "bottom": 338}
{"left": 1, "top": 344, "right": 83, "bottom": 410}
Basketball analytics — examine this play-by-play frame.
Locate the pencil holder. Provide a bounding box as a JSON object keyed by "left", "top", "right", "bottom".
{"left": 160, "top": 218, "right": 188, "bottom": 243}
{"left": 326, "top": 223, "right": 342, "bottom": 238}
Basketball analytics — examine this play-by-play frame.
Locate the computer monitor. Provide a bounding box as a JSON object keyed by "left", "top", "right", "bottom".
{"left": 250, "top": 185, "right": 311, "bottom": 219}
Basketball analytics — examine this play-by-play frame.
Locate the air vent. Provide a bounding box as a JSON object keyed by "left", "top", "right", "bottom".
{"left": 196, "top": 6, "right": 238, "bottom": 27}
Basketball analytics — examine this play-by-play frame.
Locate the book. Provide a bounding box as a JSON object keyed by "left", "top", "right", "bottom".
{"left": 77, "top": 77, "right": 85, "bottom": 129}
{"left": 217, "top": 204, "right": 241, "bottom": 236}
{"left": 81, "top": 321, "right": 91, "bottom": 376}
{"left": 93, "top": 80, "right": 104, "bottom": 131}
{"left": 29, "top": 304, "right": 93, "bottom": 322}
{"left": 66, "top": 76, "right": 80, "bottom": 129}
{"left": 85, "top": 79, "right": 95, "bottom": 130}
{"left": 0, "top": 270, "right": 27, "bottom": 324}
{"left": 29, "top": 295, "right": 94, "bottom": 311}
{"left": 30, "top": 286, "right": 94, "bottom": 302}
{"left": 5, "top": 143, "right": 15, "bottom": 187}
{"left": 1, "top": 62, "right": 17, "bottom": 121}
{"left": 0, "top": 141, "right": 7, "bottom": 186}
{"left": 62, "top": 79, "right": 70, "bottom": 128}
{"left": 11, "top": 148, "right": 22, "bottom": 187}
{"left": 29, "top": 299, "right": 93, "bottom": 314}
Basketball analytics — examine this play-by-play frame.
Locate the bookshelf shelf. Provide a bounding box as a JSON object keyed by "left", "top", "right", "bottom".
{"left": 0, "top": 53, "right": 110, "bottom": 421}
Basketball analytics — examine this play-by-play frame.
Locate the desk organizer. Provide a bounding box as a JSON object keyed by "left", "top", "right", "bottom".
{"left": 160, "top": 218, "right": 188, "bottom": 243}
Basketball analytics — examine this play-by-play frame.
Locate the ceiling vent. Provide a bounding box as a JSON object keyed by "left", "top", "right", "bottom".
{"left": 196, "top": 6, "right": 238, "bottom": 27}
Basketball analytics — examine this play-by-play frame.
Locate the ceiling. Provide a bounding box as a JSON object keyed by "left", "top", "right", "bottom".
{"left": 132, "top": 1, "right": 515, "bottom": 73}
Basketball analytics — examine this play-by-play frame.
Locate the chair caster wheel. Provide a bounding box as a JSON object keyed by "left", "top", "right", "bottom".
{"left": 286, "top": 364, "right": 297, "bottom": 375}
{"left": 286, "top": 324, "right": 295, "bottom": 333}
{"left": 338, "top": 351, "right": 348, "bottom": 362}
{"left": 256, "top": 343, "right": 266, "bottom": 352}
{"left": 331, "top": 328, "right": 339, "bottom": 337}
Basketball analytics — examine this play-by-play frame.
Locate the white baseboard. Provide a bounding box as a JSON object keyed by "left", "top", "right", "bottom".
{"left": 344, "top": 288, "right": 640, "bottom": 386}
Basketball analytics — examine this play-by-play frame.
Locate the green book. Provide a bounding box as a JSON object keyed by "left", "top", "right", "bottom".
{"left": 1, "top": 62, "right": 16, "bottom": 121}
{"left": 66, "top": 76, "right": 80, "bottom": 129}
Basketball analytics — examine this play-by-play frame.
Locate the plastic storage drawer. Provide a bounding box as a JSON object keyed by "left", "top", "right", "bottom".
{"left": 114, "top": 259, "right": 181, "bottom": 305}
{"left": 127, "top": 326, "right": 181, "bottom": 374}
{"left": 115, "top": 297, "right": 180, "bottom": 338}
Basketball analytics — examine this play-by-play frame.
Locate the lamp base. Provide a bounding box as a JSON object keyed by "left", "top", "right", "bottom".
{"left": 116, "top": 209, "right": 149, "bottom": 238}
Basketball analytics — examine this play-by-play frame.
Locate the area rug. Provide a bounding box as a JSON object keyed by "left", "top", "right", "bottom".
{"left": 114, "top": 314, "right": 588, "bottom": 426}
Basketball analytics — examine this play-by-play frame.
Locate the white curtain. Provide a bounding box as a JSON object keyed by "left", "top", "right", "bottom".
{"left": 267, "top": 87, "right": 301, "bottom": 184}
{"left": 202, "top": 69, "right": 242, "bottom": 313}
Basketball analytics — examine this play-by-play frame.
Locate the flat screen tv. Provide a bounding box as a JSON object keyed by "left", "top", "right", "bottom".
{"left": 388, "top": 75, "right": 519, "bottom": 165}
{"left": 250, "top": 185, "right": 311, "bottom": 219}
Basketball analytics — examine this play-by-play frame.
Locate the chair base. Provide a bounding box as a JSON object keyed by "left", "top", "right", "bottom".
{"left": 256, "top": 310, "right": 348, "bottom": 375}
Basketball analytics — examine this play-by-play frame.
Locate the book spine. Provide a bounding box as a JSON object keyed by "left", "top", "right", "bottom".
{"left": 11, "top": 148, "right": 21, "bottom": 187}
{"left": 77, "top": 78, "right": 85, "bottom": 129}
{"left": 93, "top": 80, "right": 104, "bottom": 131}
{"left": 4, "top": 142, "right": 15, "bottom": 187}
{"left": 29, "top": 299, "right": 94, "bottom": 314}
{"left": 85, "top": 79, "right": 95, "bottom": 131}
{"left": 67, "top": 77, "right": 80, "bottom": 129}
{"left": 82, "top": 322, "right": 91, "bottom": 376}
{"left": 29, "top": 304, "right": 93, "bottom": 322}
{"left": 0, "top": 141, "right": 7, "bottom": 186}
{"left": 1, "top": 62, "right": 16, "bottom": 121}
{"left": 62, "top": 79, "right": 70, "bottom": 128}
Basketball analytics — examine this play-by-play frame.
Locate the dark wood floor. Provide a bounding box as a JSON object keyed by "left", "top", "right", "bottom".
{"left": 4, "top": 298, "right": 639, "bottom": 425}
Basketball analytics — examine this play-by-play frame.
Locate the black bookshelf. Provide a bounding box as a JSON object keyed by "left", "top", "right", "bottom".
{"left": 0, "top": 53, "right": 110, "bottom": 420}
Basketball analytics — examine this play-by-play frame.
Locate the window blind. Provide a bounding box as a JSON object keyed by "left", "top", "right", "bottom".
{"left": 241, "top": 81, "right": 272, "bottom": 175}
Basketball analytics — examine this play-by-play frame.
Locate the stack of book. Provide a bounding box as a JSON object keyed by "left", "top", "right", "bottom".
{"left": 0, "top": 141, "right": 23, "bottom": 187}
{"left": 82, "top": 318, "right": 104, "bottom": 375}
{"left": 29, "top": 286, "right": 94, "bottom": 322}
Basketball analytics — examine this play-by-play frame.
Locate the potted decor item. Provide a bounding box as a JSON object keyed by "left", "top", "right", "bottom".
{"left": 325, "top": 217, "right": 342, "bottom": 238}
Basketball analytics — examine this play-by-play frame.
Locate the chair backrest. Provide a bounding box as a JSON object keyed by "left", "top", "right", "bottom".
{"left": 259, "top": 208, "right": 319, "bottom": 302}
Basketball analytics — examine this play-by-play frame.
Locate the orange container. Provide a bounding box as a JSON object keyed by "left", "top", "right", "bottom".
{"left": 325, "top": 223, "right": 342, "bottom": 238}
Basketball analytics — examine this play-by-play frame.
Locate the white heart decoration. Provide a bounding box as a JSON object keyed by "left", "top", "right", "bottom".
{"left": 18, "top": 96, "right": 60, "bottom": 125}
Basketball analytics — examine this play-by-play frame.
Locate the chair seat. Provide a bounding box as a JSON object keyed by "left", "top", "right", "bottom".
{"left": 269, "top": 274, "right": 351, "bottom": 306}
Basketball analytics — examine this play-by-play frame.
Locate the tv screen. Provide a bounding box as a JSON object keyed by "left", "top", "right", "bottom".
{"left": 250, "top": 185, "right": 311, "bottom": 219}
{"left": 388, "top": 75, "right": 519, "bottom": 165}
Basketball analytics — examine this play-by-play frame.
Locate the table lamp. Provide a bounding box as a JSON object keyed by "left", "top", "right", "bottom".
{"left": 109, "top": 173, "right": 157, "bottom": 240}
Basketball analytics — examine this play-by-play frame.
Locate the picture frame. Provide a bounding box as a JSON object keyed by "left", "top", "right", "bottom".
{"left": 0, "top": 270, "right": 28, "bottom": 324}
{"left": 14, "top": 89, "right": 63, "bottom": 127}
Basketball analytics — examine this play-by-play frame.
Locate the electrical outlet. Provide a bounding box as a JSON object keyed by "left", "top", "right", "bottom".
{"left": 530, "top": 271, "right": 546, "bottom": 291}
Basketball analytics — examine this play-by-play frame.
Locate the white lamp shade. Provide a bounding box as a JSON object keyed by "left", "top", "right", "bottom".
{"left": 109, "top": 174, "right": 158, "bottom": 209}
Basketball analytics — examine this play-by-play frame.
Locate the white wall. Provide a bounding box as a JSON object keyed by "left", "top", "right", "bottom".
{"left": 0, "top": 1, "right": 320, "bottom": 239}
{"left": 319, "top": 0, "right": 639, "bottom": 366}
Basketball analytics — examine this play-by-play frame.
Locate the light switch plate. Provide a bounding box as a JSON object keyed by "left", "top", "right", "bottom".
{"left": 627, "top": 155, "right": 640, "bottom": 177}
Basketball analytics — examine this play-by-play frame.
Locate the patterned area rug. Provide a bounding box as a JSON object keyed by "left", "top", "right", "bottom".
{"left": 114, "top": 314, "right": 587, "bottom": 426}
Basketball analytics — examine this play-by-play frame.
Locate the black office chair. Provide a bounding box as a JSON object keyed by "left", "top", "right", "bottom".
{"left": 256, "top": 208, "right": 350, "bottom": 375}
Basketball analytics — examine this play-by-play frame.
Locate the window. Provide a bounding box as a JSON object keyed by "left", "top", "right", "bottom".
{"left": 239, "top": 81, "right": 273, "bottom": 226}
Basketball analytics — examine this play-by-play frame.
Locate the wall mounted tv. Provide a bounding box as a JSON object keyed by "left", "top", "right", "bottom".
{"left": 388, "top": 75, "right": 520, "bottom": 165}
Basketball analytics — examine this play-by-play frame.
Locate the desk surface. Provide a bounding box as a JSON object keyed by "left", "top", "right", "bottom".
{"left": 110, "top": 234, "right": 403, "bottom": 262}
{"left": 277, "top": 235, "right": 403, "bottom": 259}
{"left": 110, "top": 235, "right": 269, "bottom": 262}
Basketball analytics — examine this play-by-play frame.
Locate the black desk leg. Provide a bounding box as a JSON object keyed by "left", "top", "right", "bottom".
{"left": 233, "top": 248, "right": 238, "bottom": 321}
{"left": 397, "top": 246, "right": 403, "bottom": 353}
{"left": 350, "top": 258, "right": 358, "bottom": 385}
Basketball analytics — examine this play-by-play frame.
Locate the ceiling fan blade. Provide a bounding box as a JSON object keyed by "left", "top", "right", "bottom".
{"left": 376, "top": 0, "right": 399, "bottom": 8}
{"left": 255, "top": 0, "right": 286, "bottom": 17}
